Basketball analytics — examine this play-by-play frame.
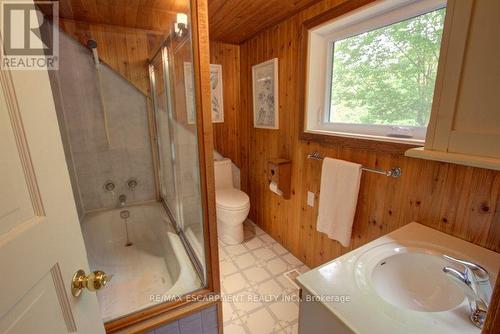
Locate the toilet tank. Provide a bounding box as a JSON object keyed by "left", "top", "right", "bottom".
{"left": 214, "top": 158, "right": 233, "bottom": 189}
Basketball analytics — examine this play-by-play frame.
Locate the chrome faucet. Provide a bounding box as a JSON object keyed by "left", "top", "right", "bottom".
{"left": 118, "top": 194, "right": 127, "bottom": 208}
{"left": 442, "top": 255, "right": 492, "bottom": 328}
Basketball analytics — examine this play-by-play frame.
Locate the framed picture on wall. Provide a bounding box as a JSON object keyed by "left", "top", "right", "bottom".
{"left": 184, "top": 63, "right": 224, "bottom": 124}
{"left": 183, "top": 62, "right": 196, "bottom": 125}
{"left": 252, "top": 58, "right": 278, "bottom": 129}
{"left": 210, "top": 64, "right": 224, "bottom": 123}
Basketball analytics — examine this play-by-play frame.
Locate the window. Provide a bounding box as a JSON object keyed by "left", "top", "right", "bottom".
{"left": 305, "top": 0, "right": 446, "bottom": 143}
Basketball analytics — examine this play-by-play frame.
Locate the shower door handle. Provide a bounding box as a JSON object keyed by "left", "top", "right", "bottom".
{"left": 71, "top": 269, "right": 113, "bottom": 297}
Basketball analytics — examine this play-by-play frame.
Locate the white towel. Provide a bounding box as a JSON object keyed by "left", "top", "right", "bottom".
{"left": 316, "top": 158, "right": 362, "bottom": 247}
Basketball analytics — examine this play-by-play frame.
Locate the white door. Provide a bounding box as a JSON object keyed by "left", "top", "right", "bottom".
{"left": 0, "top": 43, "right": 105, "bottom": 334}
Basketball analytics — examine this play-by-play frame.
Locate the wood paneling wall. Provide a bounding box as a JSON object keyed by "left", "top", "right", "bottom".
{"left": 238, "top": 0, "right": 500, "bottom": 268}
{"left": 209, "top": 42, "right": 241, "bottom": 166}
{"left": 58, "top": 19, "right": 163, "bottom": 96}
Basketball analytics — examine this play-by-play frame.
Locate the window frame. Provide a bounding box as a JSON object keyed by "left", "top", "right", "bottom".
{"left": 302, "top": 0, "right": 447, "bottom": 145}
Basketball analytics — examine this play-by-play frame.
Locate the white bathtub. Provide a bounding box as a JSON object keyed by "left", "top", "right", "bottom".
{"left": 81, "top": 201, "right": 201, "bottom": 321}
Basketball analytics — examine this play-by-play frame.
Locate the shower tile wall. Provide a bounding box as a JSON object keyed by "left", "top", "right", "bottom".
{"left": 54, "top": 30, "right": 156, "bottom": 212}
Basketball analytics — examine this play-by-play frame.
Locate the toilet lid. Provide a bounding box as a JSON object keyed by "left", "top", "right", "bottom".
{"left": 216, "top": 188, "right": 250, "bottom": 211}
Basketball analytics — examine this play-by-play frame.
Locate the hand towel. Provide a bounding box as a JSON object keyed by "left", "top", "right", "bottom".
{"left": 316, "top": 158, "right": 362, "bottom": 247}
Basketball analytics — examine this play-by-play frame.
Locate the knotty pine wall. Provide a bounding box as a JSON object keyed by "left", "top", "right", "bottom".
{"left": 58, "top": 19, "right": 164, "bottom": 96}
{"left": 231, "top": 0, "right": 500, "bottom": 268}
{"left": 209, "top": 42, "right": 242, "bottom": 166}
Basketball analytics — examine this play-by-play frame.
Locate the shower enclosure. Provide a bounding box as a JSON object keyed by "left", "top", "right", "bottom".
{"left": 43, "top": 0, "right": 208, "bottom": 324}
{"left": 149, "top": 39, "right": 206, "bottom": 276}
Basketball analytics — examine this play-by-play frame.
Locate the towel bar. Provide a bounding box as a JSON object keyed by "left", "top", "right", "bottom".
{"left": 307, "top": 151, "right": 402, "bottom": 178}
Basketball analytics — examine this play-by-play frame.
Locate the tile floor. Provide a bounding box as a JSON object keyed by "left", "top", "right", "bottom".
{"left": 219, "top": 221, "right": 309, "bottom": 334}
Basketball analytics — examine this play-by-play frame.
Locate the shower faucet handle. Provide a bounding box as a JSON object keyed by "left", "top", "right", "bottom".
{"left": 127, "top": 178, "right": 138, "bottom": 190}
{"left": 103, "top": 180, "right": 115, "bottom": 192}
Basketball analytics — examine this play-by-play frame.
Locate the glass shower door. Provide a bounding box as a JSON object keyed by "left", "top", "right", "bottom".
{"left": 165, "top": 40, "right": 205, "bottom": 275}
{"left": 150, "top": 52, "right": 181, "bottom": 225}
{"left": 150, "top": 40, "right": 206, "bottom": 279}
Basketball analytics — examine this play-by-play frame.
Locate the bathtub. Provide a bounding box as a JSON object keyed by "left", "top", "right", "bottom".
{"left": 81, "top": 201, "right": 201, "bottom": 321}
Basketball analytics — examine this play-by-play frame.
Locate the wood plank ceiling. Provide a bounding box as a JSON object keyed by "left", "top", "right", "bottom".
{"left": 41, "top": 0, "right": 188, "bottom": 32}
{"left": 208, "top": 0, "right": 323, "bottom": 43}
{"left": 40, "top": 0, "right": 324, "bottom": 43}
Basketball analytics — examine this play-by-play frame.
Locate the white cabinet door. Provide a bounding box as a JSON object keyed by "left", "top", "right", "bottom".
{"left": 0, "top": 39, "right": 105, "bottom": 334}
{"left": 426, "top": 0, "right": 500, "bottom": 158}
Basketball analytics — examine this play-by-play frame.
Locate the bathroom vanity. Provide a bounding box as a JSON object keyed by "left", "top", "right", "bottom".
{"left": 297, "top": 223, "right": 500, "bottom": 334}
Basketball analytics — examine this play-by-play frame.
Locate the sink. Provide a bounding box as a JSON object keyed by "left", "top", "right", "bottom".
{"left": 354, "top": 243, "right": 468, "bottom": 312}
{"left": 371, "top": 252, "right": 465, "bottom": 312}
{"left": 297, "top": 223, "right": 500, "bottom": 334}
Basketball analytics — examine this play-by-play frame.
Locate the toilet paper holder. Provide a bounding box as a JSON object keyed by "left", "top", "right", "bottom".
{"left": 267, "top": 158, "right": 292, "bottom": 199}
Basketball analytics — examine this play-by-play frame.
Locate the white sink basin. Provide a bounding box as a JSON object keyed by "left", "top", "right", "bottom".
{"left": 371, "top": 252, "right": 465, "bottom": 312}
{"left": 297, "top": 223, "right": 500, "bottom": 334}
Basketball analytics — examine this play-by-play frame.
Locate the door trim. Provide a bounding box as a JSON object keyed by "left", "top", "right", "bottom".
{"left": 189, "top": 0, "right": 220, "bottom": 295}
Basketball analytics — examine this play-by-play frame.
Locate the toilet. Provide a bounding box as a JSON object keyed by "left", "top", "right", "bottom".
{"left": 214, "top": 158, "right": 250, "bottom": 245}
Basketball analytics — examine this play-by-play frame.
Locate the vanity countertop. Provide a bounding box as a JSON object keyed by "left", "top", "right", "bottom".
{"left": 297, "top": 222, "right": 500, "bottom": 334}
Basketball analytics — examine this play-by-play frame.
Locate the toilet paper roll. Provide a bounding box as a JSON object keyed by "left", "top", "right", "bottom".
{"left": 269, "top": 181, "right": 283, "bottom": 196}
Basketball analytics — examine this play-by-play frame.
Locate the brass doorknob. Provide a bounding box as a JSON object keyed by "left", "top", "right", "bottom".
{"left": 71, "top": 269, "right": 112, "bottom": 297}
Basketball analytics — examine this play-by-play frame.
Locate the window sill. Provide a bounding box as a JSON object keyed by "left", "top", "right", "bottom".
{"left": 307, "top": 128, "right": 424, "bottom": 145}
{"left": 299, "top": 129, "right": 420, "bottom": 155}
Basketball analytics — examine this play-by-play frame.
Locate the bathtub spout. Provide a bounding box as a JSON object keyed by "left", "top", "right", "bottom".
{"left": 118, "top": 194, "right": 127, "bottom": 208}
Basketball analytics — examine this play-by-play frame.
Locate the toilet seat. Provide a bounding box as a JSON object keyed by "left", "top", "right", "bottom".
{"left": 216, "top": 188, "right": 250, "bottom": 211}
